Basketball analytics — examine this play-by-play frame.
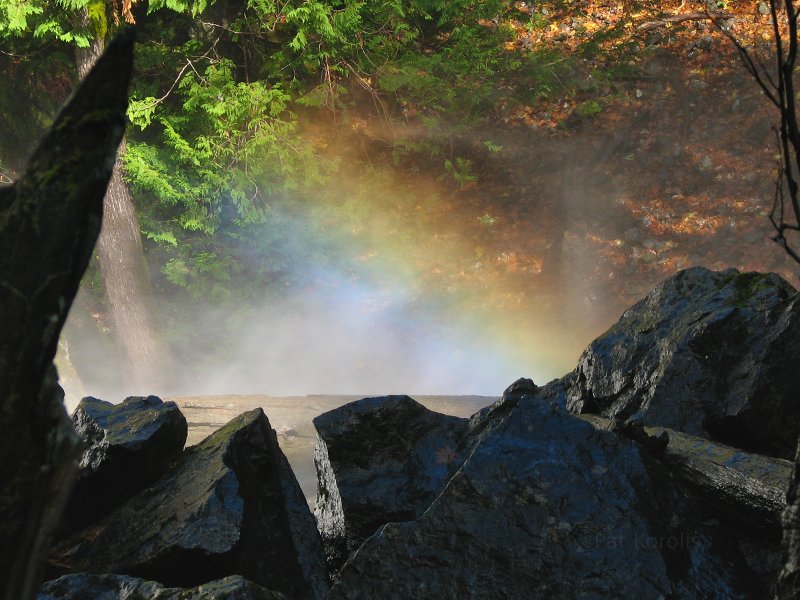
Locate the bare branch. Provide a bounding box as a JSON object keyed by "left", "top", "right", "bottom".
{"left": 135, "top": 39, "right": 221, "bottom": 113}
{"left": 637, "top": 11, "right": 734, "bottom": 32}
{"left": 715, "top": 18, "right": 781, "bottom": 107}
{"left": 723, "top": 1, "right": 800, "bottom": 264}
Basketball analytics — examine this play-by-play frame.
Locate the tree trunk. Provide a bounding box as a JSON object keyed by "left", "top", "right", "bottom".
{"left": 75, "top": 28, "right": 173, "bottom": 394}
{"left": 75, "top": 29, "right": 104, "bottom": 80}
{"left": 0, "top": 31, "right": 134, "bottom": 600}
{"left": 96, "top": 142, "right": 173, "bottom": 392}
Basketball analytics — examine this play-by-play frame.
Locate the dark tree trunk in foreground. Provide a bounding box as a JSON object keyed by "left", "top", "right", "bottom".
{"left": 76, "top": 32, "right": 173, "bottom": 393}
{"left": 0, "top": 30, "right": 134, "bottom": 600}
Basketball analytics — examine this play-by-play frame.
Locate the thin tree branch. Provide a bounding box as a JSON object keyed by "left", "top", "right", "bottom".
{"left": 135, "top": 40, "right": 220, "bottom": 113}
{"left": 637, "top": 11, "right": 734, "bottom": 32}
{"left": 719, "top": 1, "right": 800, "bottom": 263}
{"left": 716, "top": 18, "right": 781, "bottom": 107}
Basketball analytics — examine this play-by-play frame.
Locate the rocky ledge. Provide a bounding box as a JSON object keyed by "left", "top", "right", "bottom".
{"left": 313, "top": 395, "right": 469, "bottom": 570}
{"left": 48, "top": 408, "right": 328, "bottom": 600}
{"left": 39, "top": 574, "right": 288, "bottom": 600}
{"left": 33, "top": 266, "right": 800, "bottom": 599}
{"left": 62, "top": 395, "right": 187, "bottom": 532}
{"left": 568, "top": 266, "right": 800, "bottom": 459}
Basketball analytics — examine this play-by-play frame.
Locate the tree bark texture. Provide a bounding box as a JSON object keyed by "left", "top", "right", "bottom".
{"left": 0, "top": 30, "right": 134, "bottom": 600}
{"left": 75, "top": 24, "right": 173, "bottom": 394}
{"left": 96, "top": 141, "right": 173, "bottom": 393}
{"left": 75, "top": 25, "right": 104, "bottom": 80}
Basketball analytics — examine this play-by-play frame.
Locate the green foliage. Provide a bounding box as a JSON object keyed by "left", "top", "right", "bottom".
{"left": 0, "top": 0, "right": 43, "bottom": 35}
{"left": 0, "top": 0, "right": 649, "bottom": 306}
{"left": 0, "top": 0, "right": 98, "bottom": 45}
{"left": 576, "top": 99, "right": 602, "bottom": 118}
{"left": 522, "top": 46, "right": 575, "bottom": 101}
{"left": 443, "top": 156, "right": 476, "bottom": 187}
{"left": 149, "top": 0, "right": 210, "bottom": 17}
{"left": 85, "top": 0, "right": 106, "bottom": 39}
{"left": 477, "top": 213, "right": 496, "bottom": 226}
{"left": 374, "top": 13, "right": 514, "bottom": 120}
{"left": 125, "top": 54, "right": 329, "bottom": 296}
{"left": 525, "top": 12, "right": 549, "bottom": 32}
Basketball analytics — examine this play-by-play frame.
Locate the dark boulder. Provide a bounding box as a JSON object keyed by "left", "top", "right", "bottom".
{"left": 0, "top": 30, "right": 133, "bottom": 600}
{"left": 653, "top": 424, "right": 787, "bottom": 597}
{"left": 583, "top": 414, "right": 787, "bottom": 597}
{"left": 38, "top": 573, "right": 288, "bottom": 599}
{"left": 650, "top": 423, "right": 789, "bottom": 533}
{"left": 329, "top": 384, "right": 677, "bottom": 599}
{"left": 465, "top": 376, "right": 561, "bottom": 443}
{"left": 313, "top": 395, "right": 468, "bottom": 570}
{"left": 465, "top": 377, "right": 538, "bottom": 433}
{"left": 645, "top": 454, "right": 784, "bottom": 598}
{"left": 582, "top": 413, "right": 791, "bottom": 531}
{"left": 50, "top": 409, "right": 328, "bottom": 600}
{"left": 330, "top": 380, "right": 782, "bottom": 598}
{"left": 63, "top": 395, "right": 187, "bottom": 530}
{"left": 777, "top": 442, "right": 800, "bottom": 599}
{"left": 568, "top": 266, "right": 800, "bottom": 459}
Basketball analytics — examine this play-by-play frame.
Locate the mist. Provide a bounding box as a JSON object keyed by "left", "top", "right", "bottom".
{"left": 56, "top": 57, "right": 800, "bottom": 409}
{"left": 58, "top": 194, "right": 586, "bottom": 409}
{"left": 172, "top": 272, "right": 538, "bottom": 397}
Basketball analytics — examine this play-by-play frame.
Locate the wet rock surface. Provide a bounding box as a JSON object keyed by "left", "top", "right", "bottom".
{"left": 21, "top": 266, "right": 800, "bottom": 599}
{"left": 172, "top": 394, "right": 494, "bottom": 505}
{"left": 63, "top": 395, "right": 187, "bottom": 530}
{"left": 38, "top": 573, "right": 288, "bottom": 599}
{"left": 583, "top": 414, "right": 787, "bottom": 597}
{"left": 581, "top": 414, "right": 791, "bottom": 533}
{"left": 50, "top": 409, "right": 328, "bottom": 600}
{"left": 312, "top": 395, "right": 469, "bottom": 570}
{"left": 330, "top": 385, "right": 676, "bottom": 599}
{"left": 655, "top": 425, "right": 790, "bottom": 532}
{"left": 568, "top": 266, "right": 800, "bottom": 459}
{"left": 659, "top": 435, "right": 785, "bottom": 597}
{"left": 778, "top": 442, "right": 800, "bottom": 600}
{"left": 325, "top": 380, "right": 786, "bottom": 599}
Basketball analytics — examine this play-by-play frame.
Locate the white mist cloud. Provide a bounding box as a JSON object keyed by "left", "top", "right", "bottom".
{"left": 174, "top": 266, "right": 537, "bottom": 397}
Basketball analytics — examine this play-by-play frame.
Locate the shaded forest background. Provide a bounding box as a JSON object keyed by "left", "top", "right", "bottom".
{"left": 1, "top": 0, "right": 796, "bottom": 400}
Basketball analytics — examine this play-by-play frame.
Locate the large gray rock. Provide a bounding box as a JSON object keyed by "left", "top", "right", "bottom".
{"left": 329, "top": 382, "right": 676, "bottom": 599}
{"left": 50, "top": 409, "right": 328, "bottom": 600}
{"left": 330, "top": 379, "right": 782, "bottom": 598}
{"left": 464, "top": 376, "right": 552, "bottom": 442}
{"left": 653, "top": 425, "right": 787, "bottom": 597}
{"left": 580, "top": 414, "right": 791, "bottom": 533}
{"left": 777, "top": 441, "right": 800, "bottom": 599}
{"left": 568, "top": 266, "right": 800, "bottom": 458}
{"left": 313, "top": 395, "right": 468, "bottom": 570}
{"left": 649, "top": 424, "right": 790, "bottom": 533}
{"left": 582, "top": 414, "right": 787, "bottom": 597}
{"left": 0, "top": 29, "right": 133, "bottom": 600}
{"left": 38, "top": 573, "right": 287, "bottom": 599}
{"left": 63, "top": 395, "right": 187, "bottom": 530}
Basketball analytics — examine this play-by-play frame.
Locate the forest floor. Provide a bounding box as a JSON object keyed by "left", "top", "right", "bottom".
{"left": 301, "top": 0, "right": 800, "bottom": 365}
